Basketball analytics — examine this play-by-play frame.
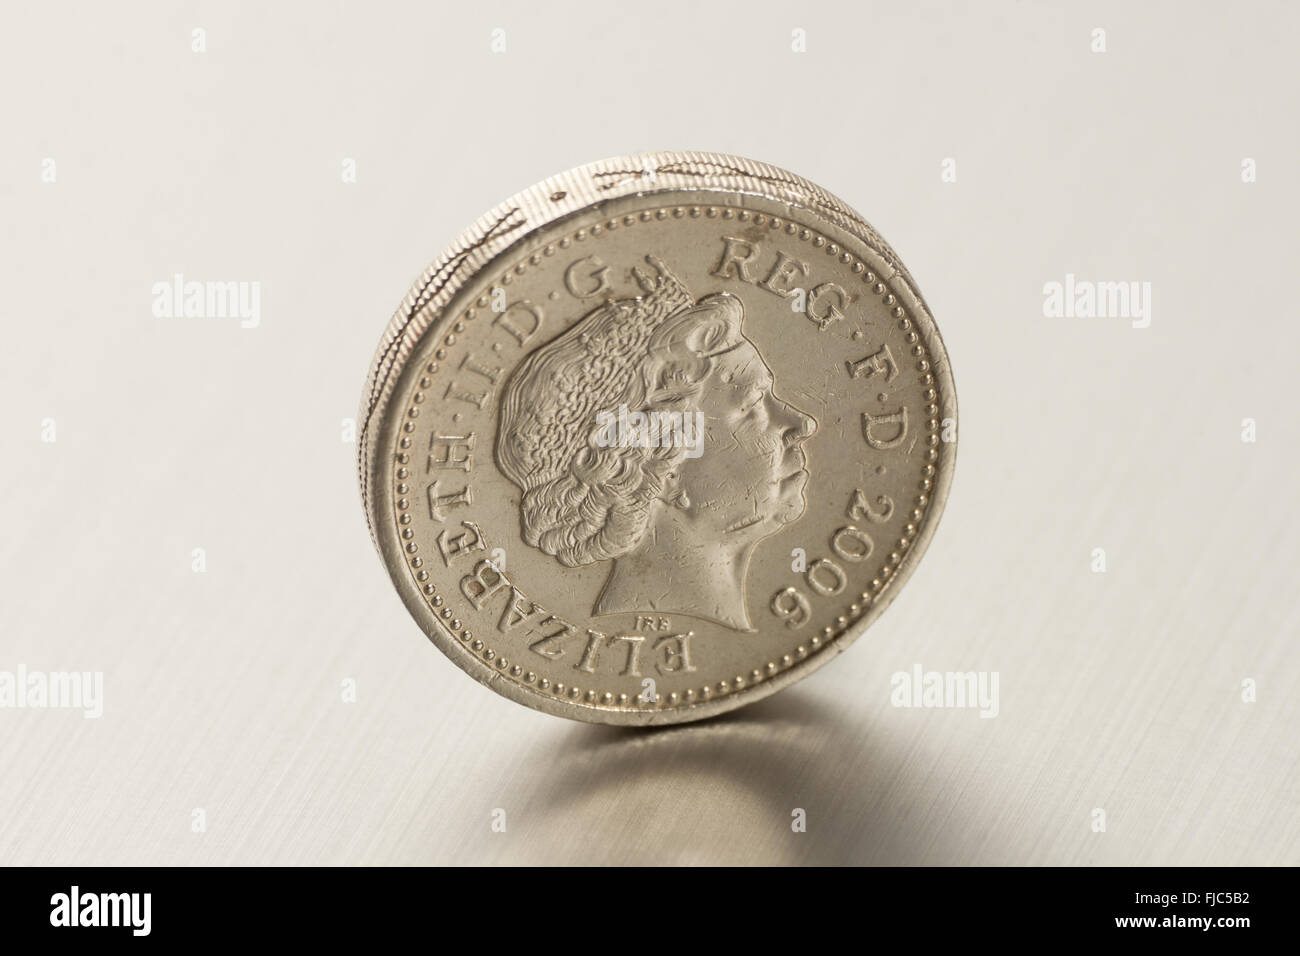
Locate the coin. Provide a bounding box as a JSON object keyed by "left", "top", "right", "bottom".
{"left": 358, "top": 152, "right": 957, "bottom": 725}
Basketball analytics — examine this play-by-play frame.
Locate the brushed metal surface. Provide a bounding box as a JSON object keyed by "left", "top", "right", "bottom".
{"left": 0, "top": 0, "right": 1296, "bottom": 865}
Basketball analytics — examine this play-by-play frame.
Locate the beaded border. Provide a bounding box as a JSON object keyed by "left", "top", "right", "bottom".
{"left": 391, "top": 204, "right": 945, "bottom": 710}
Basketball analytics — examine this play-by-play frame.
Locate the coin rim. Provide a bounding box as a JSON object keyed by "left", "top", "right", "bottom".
{"left": 358, "top": 151, "right": 958, "bottom": 725}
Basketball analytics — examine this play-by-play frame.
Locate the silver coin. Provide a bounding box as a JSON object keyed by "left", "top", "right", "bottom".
{"left": 358, "top": 152, "right": 957, "bottom": 724}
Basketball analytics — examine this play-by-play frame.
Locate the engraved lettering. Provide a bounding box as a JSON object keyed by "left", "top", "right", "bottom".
{"left": 654, "top": 632, "right": 696, "bottom": 674}
{"left": 830, "top": 525, "right": 873, "bottom": 562}
{"left": 460, "top": 559, "right": 509, "bottom": 609}
{"left": 574, "top": 629, "right": 607, "bottom": 673}
{"left": 806, "top": 282, "right": 848, "bottom": 330}
{"left": 712, "top": 238, "right": 847, "bottom": 330}
{"left": 528, "top": 617, "right": 576, "bottom": 659}
{"left": 610, "top": 634, "right": 646, "bottom": 676}
{"left": 847, "top": 488, "right": 893, "bottom": 523}
{"left": 862, "top": 407, "right": 908, "bottom": 450}
{"left": 563, "top": 255, "right": 610, "bottom": 298}
{"left": 711, "top": 236, "right": 758, "bottom": 282}
{"left": 459, "top": 352, "right": 502, "bottom": 385}
{"left": 760, "top": 251, "right": 809, "bottom": 297}
{"left": 846, "top": 343, "right": 899, "bottom": 382}
{"left": 435, "top": 519, "right": 485, "bottom": 565}
{"left": 426, "top": 479, "right": 472, "bottom": 521}
{"left": 497, "top": 587, "right": 544, "bottom": 632}
{"left": 494, "top": 300, "right": 543, "bottom": 347}
{"left": 443, "top": 380, "right": 488, "bottom": 409}
{"left": 806, "top": 558, "right": 846, "bottom": 595}
{"left": 427, "top": 433, "right": 475, "bottom": 472}
{"left": 770, "top": 587, "right": 810, "bottom": 628}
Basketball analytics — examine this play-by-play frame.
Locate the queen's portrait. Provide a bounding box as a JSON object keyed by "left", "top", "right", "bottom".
{"left": 495, "top": 256, "right": 816, "bottom": 631}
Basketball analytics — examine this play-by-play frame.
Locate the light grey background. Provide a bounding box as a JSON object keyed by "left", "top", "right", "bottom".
{"left": 2, "top": 0, "right": 1297, "bottom": 865}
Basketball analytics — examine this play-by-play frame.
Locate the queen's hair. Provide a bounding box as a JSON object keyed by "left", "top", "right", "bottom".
{"left": 496, "top": 268, "right": 745, "bottom": 567}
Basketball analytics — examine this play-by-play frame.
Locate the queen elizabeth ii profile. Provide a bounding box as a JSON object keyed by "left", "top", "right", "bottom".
{"left": 495, "top": 256, "right": 816, "bottom": 631}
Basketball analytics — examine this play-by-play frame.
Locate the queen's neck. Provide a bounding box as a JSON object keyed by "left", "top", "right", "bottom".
{"left": 593, "top": 504, "right": 756, "bottom": 631}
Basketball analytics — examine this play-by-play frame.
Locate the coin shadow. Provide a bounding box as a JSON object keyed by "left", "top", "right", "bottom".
{"left": 509, "top": 688, "right": 970, "bottom": 865}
